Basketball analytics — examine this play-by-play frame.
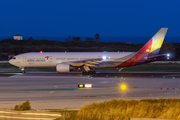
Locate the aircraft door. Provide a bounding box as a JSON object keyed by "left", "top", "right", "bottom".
{"left": 49, "top": 56, "right": 53, "bottom": 62}
{"left": 23, "top": 56, "right": 27, "bottom": 62}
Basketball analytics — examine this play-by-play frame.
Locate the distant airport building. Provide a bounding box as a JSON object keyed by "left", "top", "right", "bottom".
{"left": 126, "top": 42, "right": 131, "bottom": 44}
{"left": 13, "top": 34, "right": 23, "bottom": 40}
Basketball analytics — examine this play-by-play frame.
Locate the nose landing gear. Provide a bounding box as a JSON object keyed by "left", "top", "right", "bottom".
{"left": 20, "top": 67, "right": 25, "bottom": 74}
{"left": 22, "top": 70, "right": 25, "bottom": 74}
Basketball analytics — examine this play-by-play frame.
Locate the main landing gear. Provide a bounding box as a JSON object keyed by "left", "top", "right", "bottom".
{"left": 82, "top": 65, "right": 96, "bottom": 75}
{"left": 82, "top": 70, "right": 96, "bottom": 75}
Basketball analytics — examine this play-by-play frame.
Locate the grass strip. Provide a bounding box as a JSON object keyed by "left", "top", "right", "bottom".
{"left": 73, "top": 98, "right": 180, "bottom": 120}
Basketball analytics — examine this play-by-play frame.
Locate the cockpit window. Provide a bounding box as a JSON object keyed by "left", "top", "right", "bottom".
{"left": 9, "top": 56, "right": 16, "bottom": 60}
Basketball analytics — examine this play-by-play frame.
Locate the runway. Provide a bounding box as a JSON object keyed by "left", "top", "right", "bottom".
{"left": 0, "top": 72, "right": 180, "bottom": 109}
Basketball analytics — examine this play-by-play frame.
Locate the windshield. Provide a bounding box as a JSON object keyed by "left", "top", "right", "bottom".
{"left": 10, "top": 57, "right": 16, "bottom": 60}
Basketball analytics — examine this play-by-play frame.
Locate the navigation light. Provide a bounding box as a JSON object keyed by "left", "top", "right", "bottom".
{"left": 40, "top": 51, "right": 43, "bottom": 53}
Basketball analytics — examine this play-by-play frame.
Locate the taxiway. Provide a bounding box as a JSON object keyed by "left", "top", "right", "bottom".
{"left": 0, "top": 72, "right": 180, "bottom": 109}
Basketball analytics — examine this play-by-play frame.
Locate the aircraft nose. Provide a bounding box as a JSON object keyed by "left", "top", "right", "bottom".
{"left": 9, "top": 59, "right": 13, "bottom": 65}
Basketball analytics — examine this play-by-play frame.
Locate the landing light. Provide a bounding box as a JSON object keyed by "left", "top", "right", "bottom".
{"left": 167, "top": 54, "right": 170, "bottom": 57}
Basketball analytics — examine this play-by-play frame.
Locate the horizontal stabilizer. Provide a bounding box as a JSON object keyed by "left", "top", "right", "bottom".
{"left": 145, "top": 54, "right": 167, "bottom": 60}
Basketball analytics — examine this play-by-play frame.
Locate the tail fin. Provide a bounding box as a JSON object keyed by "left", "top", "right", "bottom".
{"left": 116, "top": 28, "right": 168, "bottom": 68}
{"left": 138, "top": 28, "right": 168, "bottom": 54}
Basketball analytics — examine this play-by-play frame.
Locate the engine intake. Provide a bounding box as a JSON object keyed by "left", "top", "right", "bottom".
{"left": 56, "top": 63, "right": 71, "bottom": 72}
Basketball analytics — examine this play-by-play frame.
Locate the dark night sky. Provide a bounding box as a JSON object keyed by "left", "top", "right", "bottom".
{"left": 0, "top": 0, "right": 180, "bottom": 40}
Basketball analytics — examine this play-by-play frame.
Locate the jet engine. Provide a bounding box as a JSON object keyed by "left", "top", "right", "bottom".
{"left": 56, "top": 63, "right": 72, "bottom": 72}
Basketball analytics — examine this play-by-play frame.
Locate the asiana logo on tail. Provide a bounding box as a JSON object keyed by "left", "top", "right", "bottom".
{"left": 45, "top": 56, "right": 49, "bottom": 60}
{"left": 146, "top": 49, "right": 150, "bottom": 53}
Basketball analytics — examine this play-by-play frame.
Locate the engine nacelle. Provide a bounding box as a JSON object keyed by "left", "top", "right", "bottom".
{"left": 56, "top": 63, "right": 71, "bottom": 72}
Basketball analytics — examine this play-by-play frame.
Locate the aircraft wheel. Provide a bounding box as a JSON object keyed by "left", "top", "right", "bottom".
{"left": 82, "top": 71, "right": 95, "bottom": 75}
{"left": 82, "top": 71, "right": 92, "bottom": 75}
{"left": 89, "top": 71, "right": 93, "bottom": 75}
{"left": 82, "top": 71, "right": 87, "bottom": 75}
{"left": 22, "top": 70, "right": 25, "bottom": 74}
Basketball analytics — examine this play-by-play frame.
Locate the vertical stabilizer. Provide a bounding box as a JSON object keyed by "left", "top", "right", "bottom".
{"left": 139, "top": 28, "right": 168, "bottom": 54}
{"left": 116, "top": 28, "right": 168, "bottom": 68}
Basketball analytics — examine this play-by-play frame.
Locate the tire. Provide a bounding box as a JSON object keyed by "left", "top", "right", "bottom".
{"left": 89, "top": 71, "right": 93, "bottom": 75}
{"left": 92, "top": 71, "right": 96, "bottom": 74}
{"left": 82, "top": 71, "right": 85, "bottom": 75}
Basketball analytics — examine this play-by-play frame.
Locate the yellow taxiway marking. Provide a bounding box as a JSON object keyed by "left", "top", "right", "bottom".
{"left": 0, "top": 111, "right": 61, "bottom": 117}
{"left": 0, "top": 111, "right": 12, "bottom": 114}
{"left": 21, "top": 113, "right": 61, "bottom": 116}
{"left": 49, "top": 91, "right": 55, "bottom": 93}
{"left": 54, "top": 86, "right": 58, "bottom": 88}
{"left": 0, "top": 115, "right": 55, "bottom": 120}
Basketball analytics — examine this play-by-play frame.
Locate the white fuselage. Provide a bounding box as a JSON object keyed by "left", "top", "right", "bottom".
{"left": 8, "top": 28, "right": 168, "bottom": 73}
{"left": 9, "top": 52, "right": 135, "bottom": 68}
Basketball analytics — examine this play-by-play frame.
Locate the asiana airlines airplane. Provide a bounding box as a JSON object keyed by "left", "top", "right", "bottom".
{"left": 9, "top": 28, "right": 169, "bottom": 75}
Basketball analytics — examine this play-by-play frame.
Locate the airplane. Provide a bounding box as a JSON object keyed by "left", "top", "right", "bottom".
{"left": 9, "top": 28, "right": 169, "bottom": 75}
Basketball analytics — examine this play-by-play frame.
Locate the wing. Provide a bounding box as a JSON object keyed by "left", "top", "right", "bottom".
{"left": 67, "top": 58, "right": 103, "bottom": 67}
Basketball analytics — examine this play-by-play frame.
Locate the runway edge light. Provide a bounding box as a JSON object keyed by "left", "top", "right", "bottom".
{"left": 78, "top": 84, "right": 84, "bottom": 88}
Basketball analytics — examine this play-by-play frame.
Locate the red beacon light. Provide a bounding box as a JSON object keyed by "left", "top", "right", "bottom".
{"left": 40, "top": 51, "right": 43, "bottom": 53}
